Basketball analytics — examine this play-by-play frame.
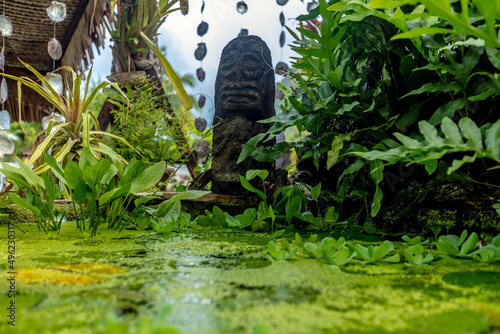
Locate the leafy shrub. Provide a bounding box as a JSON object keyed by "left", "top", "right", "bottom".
{"left": 109, "top": 79, "right": 187, "bottom": 166}
{"left": 239, "top": 0, "right": 500, "bottom": 228}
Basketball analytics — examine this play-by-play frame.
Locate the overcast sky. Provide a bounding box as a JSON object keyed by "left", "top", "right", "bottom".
{"left": 92, "top": 0, "right": 310, "bottom": 126}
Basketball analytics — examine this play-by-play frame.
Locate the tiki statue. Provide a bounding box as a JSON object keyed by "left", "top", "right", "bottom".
{"left": 212, "top": 35, "right": 275, "bottom": 194}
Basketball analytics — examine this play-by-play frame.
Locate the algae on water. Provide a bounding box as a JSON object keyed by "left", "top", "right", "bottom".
{"left": 1, "top": 223, "right": 500, "bottom": 334}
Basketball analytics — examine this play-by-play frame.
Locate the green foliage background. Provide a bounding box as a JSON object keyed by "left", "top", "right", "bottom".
{"left": 240, "top": 0, "right": 500, "bottom": 227}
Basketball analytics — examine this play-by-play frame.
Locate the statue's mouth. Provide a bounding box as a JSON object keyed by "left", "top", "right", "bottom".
{"left": 220, "top": 88, "right": 263, "bottom": 110}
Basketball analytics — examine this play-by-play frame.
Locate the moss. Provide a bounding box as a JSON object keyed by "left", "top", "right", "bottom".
{"left": 419, "top": 208, "right": 500, "bottom": 235}
{"left": 420, "top": 209, "right": 457, "bottom": 236}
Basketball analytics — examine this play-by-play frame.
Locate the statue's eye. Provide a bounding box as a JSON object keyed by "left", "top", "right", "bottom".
{"left": 220, "top": 60, "right": 235, "bottom": 73}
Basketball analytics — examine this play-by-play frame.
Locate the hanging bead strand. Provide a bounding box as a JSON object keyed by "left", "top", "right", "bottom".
{"left": 41, "top": 1, "right": 67, "bottom": 136}
{"left": 0, "top": 0, "right": 14, "bottom": 165}
{"left": 236, "top": 1, "right": 248, "bottom": 37}
{"left": 275, "top": 0, "right": 290, "bottom": 101}
{"left": 195, "top": 0, "right": 208, "bottom": 132}
{"left": 45, "top": 1, "right": 66, "bottom": 97}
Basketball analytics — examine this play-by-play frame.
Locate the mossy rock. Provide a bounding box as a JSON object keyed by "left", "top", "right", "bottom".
{"left": 0, "top": 203, "right": 89, "bottom": 224}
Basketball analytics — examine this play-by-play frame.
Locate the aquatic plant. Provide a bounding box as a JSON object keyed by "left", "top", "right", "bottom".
{"left": 347, "top": 241, "right": 400, "bottom": 264}
{"left": 266, "top": 239, "right": 298, "bottom": 262}
{"left": 0, "top": 147, "right": 170, "bottom": 236}
{"left": 403, "top": 244, "right": 434, "bottom": 266}
{"left": 434, "top": 230, "right": 479, "bottom": 258}
{"left": 323, "top": 248, "right": 357, "bottom": 268}
{"left": 303, "top": 236, "right": 346, "bottom": 259}
{"left": 144, "top": 190, "right": 209, "bottom": 233}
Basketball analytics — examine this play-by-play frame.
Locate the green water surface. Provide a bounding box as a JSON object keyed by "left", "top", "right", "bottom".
{"left": 0, "top": 223, "right": 499, "bottom": 334}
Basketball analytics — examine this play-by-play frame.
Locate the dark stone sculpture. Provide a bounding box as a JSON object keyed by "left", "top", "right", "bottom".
{"left": 212, "top": 35, "right": 275, "bottom": 194}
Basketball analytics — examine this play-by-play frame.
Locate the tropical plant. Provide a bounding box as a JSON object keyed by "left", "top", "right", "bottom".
{"left": 106, "top": 0, "right": 192, "bottom": 109}
{"left": 239, "top": 0, "right": 500, "bottom": 228}
{"left": 0, "top": 62, "right": 132, "bottom": 174}
{"left": 350, "top": 117, "right": 500, "bottom": 174}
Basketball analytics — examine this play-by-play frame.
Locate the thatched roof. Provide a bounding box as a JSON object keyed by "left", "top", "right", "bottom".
{"left": 4, "top": 0, "right": 113, "bottom": 72}
{"left": 2, "top": 0, "right": 113, "bottom": 124}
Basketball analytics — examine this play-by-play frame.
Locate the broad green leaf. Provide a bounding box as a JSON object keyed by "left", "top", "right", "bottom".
{"left": 64, "top": 161, "right": 83, "bottom": 190}
{"left": 238, "top": 133, "right": 266, "bottom": 164}
{"left": 9, "top": 194, "right": 41, "bottom": 216}
{"left": 1, "top": 174, "right": 31, "bottom": 191}
{"left": 460, "top": 232, "right": 479, "bottom": 255}
{"left": 139, "top": 31, "right": 192, "bottom": 110}
{"left": 327, "top": 135, "right": 344, "bottom": 169}
{"left": 44, "top": 154, "right": 66, "bottom": 184}
{"left": 286, "top": 196, "right": 303, "bottom": 222}
{"left": 129, "top": 161, "right": 166, "bottom": 194}
{"left": 429, "top": 99, "right": 466, "bottom": 126}
{"left": 99, "top": 184, "right": 132, "bottom": 207}
{"left": 486, "top": 47, "right": 500, "bottom": 70}
{"left": 42, "top": 173, "right": 56, "bottom": 201}
{"left": 15, "top": 157, "right": 43, "bottom": 188}
{"left": 135, "top": 214, "right": 151, "bottom": 230}
{"left": 311, "top": 183, "right": 321, "bottom": 201}
{"left": 448, "top": 153, "right": 477, "bottom": 174}
{"left": 371, "top": 185, "right": 383, "bottom": 217}
{"left": 79, "top": 147, "right": 98, "bottom": 170}
{"left": 419, "top": 120, "right": 444, "bottom": 146}
{"left": 154, "top": 191, "right": 209, "bottom": 218}
{"left": 373, "top": 241, "right": 393, "bottom": 260}
{"left": 441, "top": 116, "right": 464, "bottom": 146}
{"left": 83, "top": 159, "right": 112, "bottom": 187}
{"left": 246, "top": 169, "right": 269, "bottom": 181}
{"left": 436, "top": 238, "right": 459, "bottom": 256}
{"left": 348, "top": 243, "right": 370, "bottom": 261}
{"left": 161, "top": 201, "right": 181, "bottom": 222}
{"left": 72, "top": 179, "right": 89, "bottom": 206}
{"left": 225, "top": 213, "right": 242, "bottom": 228}
{"left": 119, "top": 159, "right": 142, "bottom": 186}
{"left": 485, "top": 119, "right": 500, "bottom": 160}
{"left": 382, "top": 254, "right": 400, "bottom": 263}
{"left": 134, "top": 196, "right": 159, "bottom": 207}
{"left": 338, "top": 102, "right": 360, "bottom": 115}
{"left": 98, "top": 142, "right": 125, "bottom": 173}
{"left": 212, "top": 206, "right": 227, "bottom": 227}
{"left": 458, "top": 118, "right": 484, "bottom": 151}
{"left": 402, "top": 81, "right": 461, "bottom": 98}
{"left": 392, "top": 27, "right": 455, "bottom": 41}
{"left": 239, "top": 175, "right": 266, "bottom": 201}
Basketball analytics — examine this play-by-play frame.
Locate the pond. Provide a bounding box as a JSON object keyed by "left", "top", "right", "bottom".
{"left": 1, "top": 223, "right": 499, "bottom": 334}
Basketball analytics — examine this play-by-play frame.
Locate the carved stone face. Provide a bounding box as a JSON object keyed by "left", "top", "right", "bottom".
{"left": 214, "top": 36, "right": 275, "bottom": 121}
